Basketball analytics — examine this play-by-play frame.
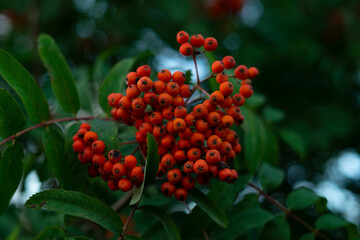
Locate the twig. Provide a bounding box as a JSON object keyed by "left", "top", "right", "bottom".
{"left": 119, "top": 140, "right": 138, "bottom": 146}
{"left": 111, "top": 190, "right": 135, "bottom": 211}
{"left": 196, "top": 85, "right": 211, "bottom": 98}
{"left": 247, "top": 182, "right": 329, "bottom": 240}
{"left": 203, "top": 229, "right": 210, "bottom": 240}
{"left": 192, "top": 54, "right": 201, "bottom": 85}
{"left": 0, "top": 116, "right": 118, "bottom": 147}
{"left": 131, "top": 145, "right": 140, "bottom": 155}
{"left": 119, "top": 203, "right": 138, "bottom": 240}
{"left": 200, "top": 73, "right": 216, "bottom": 83}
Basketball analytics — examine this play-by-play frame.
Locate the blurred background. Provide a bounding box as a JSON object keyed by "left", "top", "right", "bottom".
{"left": 1, "top": 0, "right": 360, "bottom": 239}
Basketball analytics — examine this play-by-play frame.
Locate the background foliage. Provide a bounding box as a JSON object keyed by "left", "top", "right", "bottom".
{"left": 0, "top": 0, "right": 360, "bottom": 239}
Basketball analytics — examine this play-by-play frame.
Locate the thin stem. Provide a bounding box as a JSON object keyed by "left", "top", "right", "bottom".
{"left": 192, "top": 54, "right": 200, "bottom": 85}
{"left": 111, "top": 189, "right": 135, "bottom": 211}
{"left": 184, "top": 85, "right": 198, "bottom": 106}
{"left": 119, "top": 204, "right": 138, "bottom": 240}
{"left": 200, "top": 73, "right": 216, "bottom": 83}
{"left": 247, "top": 182, "right": 329, "bottom": 240}
{"left": 0, "top": 116, "right": 117, "bottom": 147}
{"left": 196, "top": 85, "right": 211, "bottom": 98}
{"left": 119, "top": 140, "right": 138, "bottom": 146}
{"left": 131, "top": 145, "right": 140, "bottom": 155}
{"left": 202, "top": 229, "right": 210, "bottom": 240}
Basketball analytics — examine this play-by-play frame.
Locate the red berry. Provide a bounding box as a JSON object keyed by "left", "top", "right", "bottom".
{"left": 222, "top": 56, "right": 236, "bottom": 69}
{"left": 204, "top": 37, "right": 218, "bottom": 51}
{"left": 190, "top": 34, "right": 204, "bottom": 47}
{"left": 180, "top": 42, "right": 193, "bottom": 56}
{"left": 177, "top": 31, "right": 189, "bottom": 44}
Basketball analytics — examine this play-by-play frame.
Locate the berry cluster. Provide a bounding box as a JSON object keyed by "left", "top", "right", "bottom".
{"left": 75, "top": 31, "right": 259, "bottom": 201}
{"left": 72, "top": 123, "right": 144, "bottom": 192}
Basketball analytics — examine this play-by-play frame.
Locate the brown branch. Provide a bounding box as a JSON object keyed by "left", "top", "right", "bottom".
{"left": 0, "top": 116, "right": 118, "bottom": 147}
{"left": 119, "top": 140, "right": 138, "bottom": 146}
{"left": 119, "top": 203, "right": 138, "bottom": 240}
{"left": 200, "top": 73, "right": 216, "bottom": 83}
{"left": 192, "top": 54, "right": 201, "bottom": 85}
{"left": 247, "top": 182, "right": 329, "bottom": 240}
{"left": 196, "top": 85, "right": 211, "bottom": 98}
{"left": 131, "top": 145, "right": 140, "bottom": 155}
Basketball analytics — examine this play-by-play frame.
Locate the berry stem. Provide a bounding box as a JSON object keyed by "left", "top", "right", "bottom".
{"left": 111, "top": 190, "right": 135, "bottom": 211}
{"left": 200, "top": 72, "right": 215, "bottom": 83}
{"left": 192, "top": 54, "right": 201, "bottom": 85}
{"left": 0, "top": 116, "right": 118, "bottom": 147}
{"left": 119, "top": 203, "right": 138, "bottom": 240}
{"left": 247, "top": 182, "right": 329, "bottom": 240}
{"left": 131, "top": 145, "right": 140, "bottom": 155}
{"left": 196, "top": 85, "right": 211, "bottom": 98}
{"left": 119, "top": 140, "right": 138, "bottom": 146}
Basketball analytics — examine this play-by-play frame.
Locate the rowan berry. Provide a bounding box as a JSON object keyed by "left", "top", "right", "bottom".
{"left": 166, "top": 82, "right": 180, "bottom": 96}
{"left": 208, "top": 164, "right": 219, "bottom": 178}
{"left": 204, "top": 129, "right": 214, "bottom": 139}
{"left": 227, "top": 106, "right": 241, "bottom": 120}
{"left": 211, "top": 61, "right": 225, "bottom": 74}
{"left": 77, "top": 128, "right": 88, "bottom": 139}
{"left": 103, "top": 161, "right": 114, "bottom": 173}
{"left": 247, "top": 67, "right": 259, "bottom": 79}
{"left": 139, "top": 122, "right": 153, "bottom": 136}
{"left": 195, "top": 119, "right": 209, "bottom": 133}
{"left": 73, "top": 140, "right": 85, "bottom": 153}
{"left": 149, "top": 111, "right": 163, "bottom": 125}
{"left": 190, "top": 132, "right": 205, "bottom": 147}
{"left": 137, "top": 77, "right": 153, "bottom": 92}
{"left": 166, "top": 120, "right": 175, "bottom": 134}
{"left": 153, "top": 81, "right": 166, "bottom": 94}
{"left": 107, "top": 179, "right": 118, "bottom": 191}
{"left": 193, "top": 159, "right": 209, "bottom": 174}
{"left": 177, "top": 139, "right": 192, "bottom": 149}
{"left": 178, "top": 127, "right": 192, "bottom": 139}
{"left": 221, "top": 115, "right": 234, "bottom": 128}
{"left": 196, "top": 173, "right": 210, "bottom": 185}
{"left": 161, "top": 107, "right": 174, "bottom": 120}
{"left": 167, "top": 168, "right": 182, "bottom": 184}
{"left": 161, "top": 182, "right": 176, "bottom": 197}
{"left": 153, "top": 125, "right": 166, "bottom": 138}
{"left": 218, "top": 168, "right": 232, "bottom": 182}
{"left": 126, "top": 72, "right": 138, "bottom": 85}
{"left": 173, "top": 118, "right": 187, "bottom": 132}
{"left": 193, "top": 104, "right": 208, "bottom": 118}
{"left": 204, "top": 37, "right": 218, "bottom": 51}
{"left": 207, "top": 111, "right": 221, "bottom": 127}
{"left": 88, "top": 165, "right": 98, "bottom": 177}
{"left": 161, "top": 134, "right": 175, "bottom": 149}
{"left": 118, "top": 96, "right": 131, "bottom": 109}
{"left": 222, "top": 56, "right": 236, "bottom": 69}
{"left": 241, "top": 79, "right": 252, "bottom": 86}
{"left": 177, "top": 31, "right": 189, "bottom": 44}
{"left": 175, "top": 188, "right": 188, "bottom": 201}
{"left": 181, "top": 175, "right": 195, "bottom": 190}
{"left": 210, "top": 91, "right": 224, "bottom": 105}
{"left": 190, "top": 34, "right": 204, "bottom": 47}
{"left": 108, "top": 150, "right": 122, "bottom": 163}
{"left": 206, "top": 149, "right": 221, "bottom": 164}
{"left": 108, "top": 93, "right": 123, "bottom": 107}
{"left": 80, "top": 123, "right": 91, "bottom": 131}
{"left": 126, "top": 84, "right": 141, "bottom": 99}
{"left": 216, "top": 72, "right": 229, "bottom": 84}
{"left": 234, "top": 65, "right": 248, "bottom": 80}
{"left": 172, "top": 71, "right": 186, "bottom": 85}
{"left": 232, "top": 93, "right": 245, "bottom": 106}
{"left": 158, "top": 145, "right": 168, "bottom": 157}
{"left": 131, "top": 97, "right": 146, "bottom": 112}
{"left": 239, "top": 84, "right": 254, "bottom": 98}
{"left": 179, "top": 84, "right": 192, "bottom": 98}
{"left": 160, "top": 153, "right": 175, "bottom": 169}
{"left": 203, "top": 99, "right": 216, "bottom": 112}
{"left": 180, "top": 42, "right": 193, "bottom": 56}
{"left": 124, "top": 155, "right": 137, "bottom": 170}
{"left": 80, "top": 147, "right": 93, "bottom": 164}
{"left": 158, "top": 69, "right": 172, "bottom": 82}
{"left": 131, "top": 166, "right": 144, "bottom": 184}
{"left": 187, "top": 148, "right": 201, "bottom": 161}
{"left": 184, "top": 113, "right": 195, "bottom": 126}
{"left": 219, "top": 82, "right": 234, "bottom": 96}
{"left": 220, "top": 141, "right": 232, "bottom": 155}
{"left": 172, "top": 95, "right": 185, "bottom": 107}
{"left": 225, "top": 130, "right": 238, "bottom": 144}
{"left": 136, "top": 65, "right": 151, "bottom": 77}
{"left": 220, "top": 96, "right": 233, "bottom": 109}
{"left": 207, "top": 135, "right": 222, "bottom": 149}
{"left": 173, "top": 106, "right": 186, "bottom": 118}
{"left": 183, "top": 161, "right": 194, "bottom": 174}
{"left": 116, "top": 109, "right": 131, "bottom": 123}
{"left": 118, "top": 178, "right": 133, "bottom": 192}
{"left": 92, "top": 154, "right": 106, "bottom": 167}
{"left": 91, "top": 140, "right": 105, "bottom": 154}
{"left": 233, "top": 143, "right": 242, "bottom": 153}
{"left": 84, "top": 131, "right": 98, "bottom": 145}
{"left": 158, "top": 93, "right": 173, "bottom": 107}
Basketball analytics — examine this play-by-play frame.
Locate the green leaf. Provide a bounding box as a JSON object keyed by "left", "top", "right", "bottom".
{"left": 212, "top": 207, "right": 273, "bottom": 240}
{"left": 38, "top": 34, "right": 80, "bottom": 114}
{"left": 298, "top": 233, "right": 314, "bottom": 240}
{"left": 140, "top": 205, "right": 181, "bottom": 240}
{"left": 35, "top": 226, "right": 65, "bottom": 240}
{"left": 98, "top": 58, "right": 136, "bottom": 114}
{"left": 0, "top": 49, "right": 50, "bottom": 123}
{"left": 5, "top": 225, "right": 20, "bottom": 240}
{"left": 259, "top": 162, "right": 284, "bottom": 190}
{"left": 245, "top": 93, "right": 267, "bottom": 109}
{"left": 262, "top": 106, "right": 285, "bottom": 123}
{"left": 0, "top": 89, "right": 25, "bottom": 138}
{"left": 0, "top": 142, "right": 23, "bottom": 216}
{"left": 286, "top": 188, "right": 321, "bottom": 210}
{"left": 125, "top": 236, "right": 143, "bottom": 240}
{"left": 75, "top": 66, "right": 92, "bottom": 112}
{"left": 130, "top": 133, "right": 159, "bottom": 205}
{"left": 25, "top": 189, "right": 123, "bottom": 236}
{"left": 43, "top": 125, "right": 87, "bottom": 191}
{"left": 89, "top": 119, "right": 119, "bottom": 154}
{"left": 259, "top": 214, "right": 290, "bottom": 240}
{"left": 278, "top": 129, "right": 306, "bottom": 158}
{"left": 315, "top": 214, "right": 350, "bottom": 230}
{"left": 188, "top": 188, "right": 228, "bottom": 228}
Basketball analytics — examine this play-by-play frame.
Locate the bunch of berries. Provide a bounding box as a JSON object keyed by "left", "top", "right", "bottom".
{"left": 75, "top": 31, "right": 259, "bottom": 201}
{"left": 72, "top": 123, "right": 144, "bottom": 192}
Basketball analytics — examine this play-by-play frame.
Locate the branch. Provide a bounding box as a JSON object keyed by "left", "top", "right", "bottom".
{"left": 0, "top": 116, "right": 118, "bottom": 147}
{"left": 119, "top": 203, "right": 138, "bottom": 240}
{"left": 247, "top": 182, "right": 329, "bottom": 240}
{"left": 192, "top": 54, "right": 200, "bottom": 85}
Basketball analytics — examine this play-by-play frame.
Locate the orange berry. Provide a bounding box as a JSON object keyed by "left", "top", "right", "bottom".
{"left": 180, "top": 42, "right": 193, "bottom": 56}
{"left": 167, "top": 168, "right": 182, "bottom": 184}
{"left": 158, "top": 93, "right": 173, "bottom": 107}
{"left": 177, "top": 139, "right": 192, "bottom": 149}
{"left": 131, "top": 166, "right": 144, "bottom": 185}
{"left": 190, "top": 34, "right": 204, "bottom": 47}
{"left": 178, "top": 127, "right": 192, "bottom": 139}
{"left": 184, "top": 113, "right": 195, "bottom": 126}
{"left": 166, "top": 82, "right": 180, "bottom": 96}
{"left": 247, "top": 67, "right": 259, "bottom": 79}
{"left": 162, "top": 107, "right": 174, "bottom": 120}
{"left": 219, "top": 168, "right": 232, "bottom": 182}
{"left": 234, "top": 65, "right": 248, "bottom": 80}
{"left": 175, "top": 188, "right": 188, "bottom": 201}
{"left": 73, "top": 140, "right": 85, "bottom": 153}
{"left": 203, "top": 99, "right": 216, "bottom": 112}
{"left": 193, "top": 159, "right": 209, "bottom": 174}
{"left": 187, "top": 148, "right": 201, "bottom": 161}
{"left": 80, "top": 123, "right": 91, "bottom": 131}
{"left": 84, "top": 131, "right": 98, "bottom": 145}
{"left": 240, "top": 84, "right": 254, "bottom": 98}
{"left": 137, "top": 77, "right": 153, "bottom": 92}
{"left": 136, "top": 65, "right": 151, "bottom": 77}
{"left": 126, "top": 71, "right": 138, "bottom": 85}
{"left": 195, "top": 119, "right": 209, "bottom": 133}
{"left": 210, "top": 91, "right": 224, "bottom": 105}
{"left": 232, "top": 93, "right": 245, "bottom": 106}
{"left": 139, "top": 122, "right": 153, "bottom": 136}
{"left": 92, "top": 154, "right": 106, "bottom": 167}
{"left": 181, "top": 175, "right": 195, "bottom": 190}
{"left": 112, "top": 163, "right": 127, "bottom": 179}
{"left": 208, "top": 164, "right": 219, "bottom": 178}
{"left": 172, "top": 95, "right": 185, "bottom": 107}
{"left": 108, "top": 179, "right": 118, "bottom": 191}
{"left": 219, "top": 82, "right": 234, "bottom": 96}
{"left": 172, "top": 71, "right": 186, "bottom": 85}
{"left": 132, "top": 97, "right": 146, "bottom": 112}
{"left": 221, "top": 115, "right": 234, "bottom": 128}
{"left": 161, "top": 153, "right": 176, "bottom": 169}
{"left": 206, "top": 149, "right": 221, "bottom": 164}
{"left": 80, "top": 147, "right": 93, "bottom": 164}
{"left": 190, "top": 132, "right": 205, "bottom": 147}
{"left": 161, "top": 134, "right": 175, "bottom": 149}
{"left": 207, "top": 111, "right": 221, "bottom": 127}
{"left": 108, "top": 150, "right": 122, "bottom": 163}
{"left": 161, "top": 182, "right": 176, "bottom": 197}
{"left": 222, "top": 56, "right": 236, "bottom": 69}
{"left": 173, "top": 118, "right": 187, "bottom": 132}
{"left": 153, "top": 125, "right": 166, "bottom": 138}
{"left": 91, "top": 140, "right": 105, "bottom": 154}
{"left": 118, "top": 178, "right": 133, "bottom": 192}
{"left": 179, "top": 84, "right": 192, "bottom": 98}
{"left": 153, "top": 80, "right": 166, "bottom": 94}
{"left": 193, "top": 104, "right": 208, "bottom": 118}
{"left": 103, "top": 161, "right": 114, "bottom": 173}
{"left": 216, "top": 72, "right": 228, "bottom": 84}
{"left": 211, "top": 61, "right": 225, "bottom": 74}
{"left": 126, "top": 84, "right": 141, "bottom": 99}
{"left": 204, "top": 37, "right": 218, "bottom": 51}
{"left": 183, "top": 161, "right": 194, "bottom": 174}
{"left": 174, "top": 106, "right": 187, "bottom": 118}
{"left": 207, "top": 135, "right": 222, "bottom": 149}
{"left": 124, "top": 155, "right": 137, "bottom": 170}
{"left": 220, "top": 141, "right": 233, "bottom": 155}
{"left": 158, "top": 69, "right": 172, "bottom": 82}
{"left": 149, "top": 111, "right": 163, "bottom": 125}
{"left": 119, "top": 96, "right": 132, "bottom": 109}
{"left": 107, "top": 93, "right": 123, "bottom": 107}
{"left": 177, "top": 31, "right": 189, "bottom": 44}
